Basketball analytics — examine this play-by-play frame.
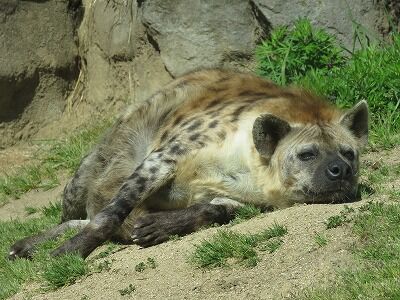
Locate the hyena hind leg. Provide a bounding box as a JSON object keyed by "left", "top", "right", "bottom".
{"left": 131, "top": 198, "right": 244, "bottom": 247}
{"left": 8, "top": 219, "right": 89, "bottom": 260}
{"left": 61, "top": 174, "right": 88, "bottom": 222}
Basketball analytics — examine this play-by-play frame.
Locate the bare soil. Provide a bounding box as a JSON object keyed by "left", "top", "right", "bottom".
{"left": 1, "top": 146, "right": 399, "bottom": 300}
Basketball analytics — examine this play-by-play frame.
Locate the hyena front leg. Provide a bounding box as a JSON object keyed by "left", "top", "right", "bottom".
{"left": 8, "top": 220, "right": 89, "bottom": 260}
{"left": 51, "top": 149, "right": 179, "bottom": 258}
{"left": 131, "top": 198, "right": 244, "bottom": 247}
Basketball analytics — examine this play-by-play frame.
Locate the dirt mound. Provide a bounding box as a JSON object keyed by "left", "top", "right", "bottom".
{"left": 10, "top": 200, "right": 355, "bottom": 300}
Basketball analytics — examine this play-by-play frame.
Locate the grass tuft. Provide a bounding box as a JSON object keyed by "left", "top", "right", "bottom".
{"left": 191, "top": 224, "right": 287, "bottom": 268}
{"left": 0, "top": 121, "right": 111, "bottom": 205}
{"left": 256, "top": 18, "right": 344, "bottom": 85}
{"left": 314, "top": 233, "right": 328, "bottom": 248}
{"left": 231, "top": 204, "right": 262, "bottom": 225}
{"left": 42, "top": 254, "right": 88, "bottom": 289}
{"left": 118, "top": 283, "right": 136, "bottom": 296}
{"left": 0, "top": 202, "right": 62, "bottom": 299}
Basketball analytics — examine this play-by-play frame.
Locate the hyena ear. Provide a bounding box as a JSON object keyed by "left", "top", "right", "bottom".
{"left": 252, "top": 114, "right": 291, "bottom": 159}
{"left": 339, "top": 100, "right": 369, "bottom": 148}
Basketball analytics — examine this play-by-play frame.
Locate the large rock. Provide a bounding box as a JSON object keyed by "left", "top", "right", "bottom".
{"left": 141, "top": 0, "right": 268, "bottom": 77}
{"left": 252, "top": 0, "right": 382, "bottom": 50}
{"left": 0, "top": 0, "right": 78, "bottom": 146}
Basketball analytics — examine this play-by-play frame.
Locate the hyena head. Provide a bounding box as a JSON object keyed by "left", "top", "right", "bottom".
{"left": 253, "top": 100, "right": 369, "bottom": 204}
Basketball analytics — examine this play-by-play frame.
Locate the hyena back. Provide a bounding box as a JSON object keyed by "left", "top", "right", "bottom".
{"left": 9, "top": 69, "right": 368, "bottom": 259}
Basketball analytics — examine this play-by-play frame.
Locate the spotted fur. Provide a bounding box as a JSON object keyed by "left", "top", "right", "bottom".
{"left": 9, "top": 69, "right": 368, "bottom": 259}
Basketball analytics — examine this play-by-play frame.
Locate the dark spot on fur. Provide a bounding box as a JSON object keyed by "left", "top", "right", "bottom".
{"left": 160, "top": 131, "right": 169, "bottom": 142}
{"left": 129, "top": 173, "right": 139, "bottom": 179}
{"left": 229, "top": 174, "right": 237, "bottom": 180}
{"left": 217, "top": 76, "right": 230, "bottom": 84}
{"left": 205, "top": 99, "right": 221, "bottom": 109}
{"left": 181, "top": 117, "right": 195, "bottom": 127}
{"left": 243, "top": 96, "right": 269, "bottom": 103}
{"left": 136, "top": 177, "right": 147, "bottom": 194}
{"left": 205, "top": 109, "right": 218, "bottom": 116}
{"left": 137, "top": 184, "right": 146, "bottom": 193}
{"left": 168, "top": 135, "right": 178, "bottom": 143}
{"left": 198, "top": 141, "right": 206, "bottom": 147}
{"left": 217, "top": 131, "right": 226, "bottom": 139}
{"left": 189, "top": 133, "right": 201, "bottom": 141}
{"left": 238, "top": 90, "right": 271, "bottom": 98}
{"left": 136, "top": 177, "right": 147, "bottom": 186}
{"left": 231, "top": 105, "right": 247, "bottom": 122}
{"left": 129, "top": 190, "right": 138, "bottom": 201}
{"left": 173, "top": 115, "right": 184, "bottom": 126}
{"left": 208, "top": 120, "right": 219, "bottom": 128}
{"left": 187, "top": 119, "right": 203, "bottom": 131}
{"left": 149, "top": 167, "right": 158, "bottom": 174}
{"left": 176, "top": 79, "right": 189, "bottom": 89}
{"left": 208, "top": 86, "right": 224, "bottom": 93}
{"left": 163, "top": 159, "right": 176, "bottom": 164}
{"left": 169, "top": 144, "right": 186, "bottom": 155}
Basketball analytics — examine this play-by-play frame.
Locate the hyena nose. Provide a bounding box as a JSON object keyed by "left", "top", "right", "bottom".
{"left": 326, "top": 160, "right": 352, "bottom": 181}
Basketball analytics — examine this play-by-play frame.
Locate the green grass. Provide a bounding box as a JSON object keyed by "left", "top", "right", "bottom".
{"left": 0, "top": 121, "right": 111, "bottom": 205}
{"left": 135, "top": 257, "right": 158, "bottom": 272}
{"left": 256, "top": 19, "right": 400, "bottom": 149}
{"left": 42, "top": 253, "right": 88, "bottom": 289}
{"left": 230, "top": 204, "right": 262, "bottom": 225}
{"left": 191, "top": 223, "right": 287, "bottom": 268}
{"left": 118, "top": 283, "right": 136, "bottom": 296}
{"left": 295, "top": 202, "right": 400, "bottom": 300}
{"left": 256, "top": 18, "right": 345, "bottom": 85}
{"left": 24, "top": 206, "right": 39, "bottom": 215}
{"left": 0, "top": 202, "right": 93, "bottom": 298}
{"left": 314, "top": 233, "right": 328, "bottom": 248}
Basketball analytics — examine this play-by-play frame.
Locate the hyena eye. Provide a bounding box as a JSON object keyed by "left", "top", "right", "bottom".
{"left": 298, "top": 151, "right": 318, "bottom": 161}
{"left": 342, "top": 150, "right": 355, "bottom": 161}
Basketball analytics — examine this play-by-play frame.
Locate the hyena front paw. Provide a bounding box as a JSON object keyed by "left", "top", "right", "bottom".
{"left": 8, "top": 236, "right": 39, "bottom": 260}
{"left": 131, "top": 213, "right": 180, "bottom": 247}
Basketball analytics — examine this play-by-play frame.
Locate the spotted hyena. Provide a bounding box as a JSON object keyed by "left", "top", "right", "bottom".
{"left": 9, "top": 69, "right": 368, "bottom": 259}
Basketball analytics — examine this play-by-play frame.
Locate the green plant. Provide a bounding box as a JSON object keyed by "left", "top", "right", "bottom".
{"left": 118, "top": 283, "right": 136, "bottom": 296}
{"left": 135, "top": 262, "right": 146, "bottom": 272}
{"left": 314, "top": 233, "right": 328, "bottom": 247}
{"left": 260, "top": 238, "right": 283, "bottom": 253}
{"left": 25, "top": 206, "right": 39, "bottom": 215}
{"left": 0, "top": 120, "right": 111, "bottom": 205}
{"left": 135, "top": 257, "right": 157, "bottom": 272}
{"left": 256, "top": 18, "right": 345, "bottom": 85}
{"left": 0, "top": 202, "right": 92, "bottom": 299}
{"left": 231, "top": 204, "right": 262, "bottom": 225}
{"left": 191, "top": 224, "right": 287, "bottom": 268}
{"left": 42, "top": 254, "right": 88, "bottom": 289}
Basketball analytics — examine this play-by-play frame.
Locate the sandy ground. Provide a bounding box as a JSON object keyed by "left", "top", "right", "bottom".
{"left": 1, "top": 146, "right": 399, "bottom": 300}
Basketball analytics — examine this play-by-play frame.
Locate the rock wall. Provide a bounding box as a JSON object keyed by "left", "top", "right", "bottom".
{"left": 0, "top": 0, "right": 79, "bottom": 146}
{"left": 0, "top": 0, "right": 394, "bottom": 147}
